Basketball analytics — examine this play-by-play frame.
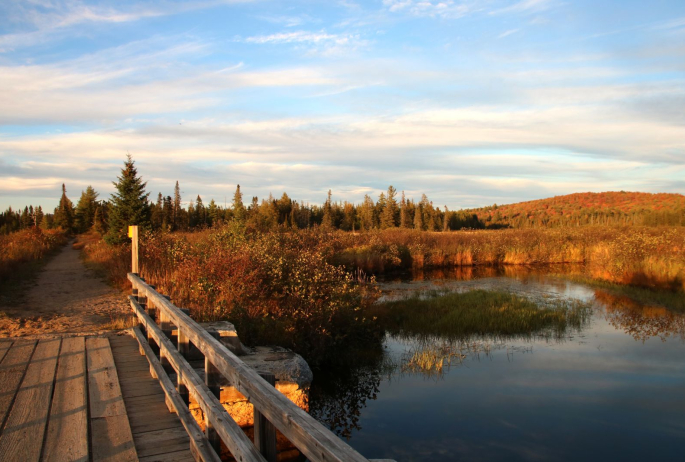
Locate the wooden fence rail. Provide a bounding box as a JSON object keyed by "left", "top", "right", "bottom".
{"left": 127, "top": 272, "right": 377, "bottom": 462}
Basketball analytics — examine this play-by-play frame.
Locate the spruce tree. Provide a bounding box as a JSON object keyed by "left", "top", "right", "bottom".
{"left": 105, "top": 155, "right": 150, "bottom": 245}
{"left": 53, "top": 184, "right": 75, "bottom": 231}
{"left": 74, "top": 186, "right": 99, "bottom": 233}
{"left": 173, "top": 181, "right": 182, "bottom": 230}
{"left": 321, "top": 190, "right": 333, "bottom": 229}
{"left": 232, "top": 185, "right": 246, "bottom": 222}
{"left": 414, "top": 204, "right": 423, "bottom": 230}
{"left": 380, "top": 185, "right": 398, "bottom": 229}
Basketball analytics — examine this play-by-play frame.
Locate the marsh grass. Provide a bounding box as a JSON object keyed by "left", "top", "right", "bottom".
{"left": 332, "top": 227, "right": 685, "bottom": 291}
{"left": 373, "top": 289, "right": 592, "bottom": 341}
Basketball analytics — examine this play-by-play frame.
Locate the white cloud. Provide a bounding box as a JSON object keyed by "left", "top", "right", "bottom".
{"left": 382, "top": 0, "right": 471, "bottom": 19}
{"left": 242, "top": 30, "right": 368, "bottom": 56}
{"left": 0, "top": 0, "right": 255, "bottom": 52}
{"left": 489, "top": 0, "right": 555, "bottom": 16}
{"left": 498, "top": 28, "right": 520, "bottom": 39}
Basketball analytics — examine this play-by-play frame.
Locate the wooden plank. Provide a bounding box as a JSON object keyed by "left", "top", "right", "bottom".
{"left": 128, "top": 273, "right": 371, "bottom": 462}
{"left": 0, "top": 338, "right": 60, "bottom": 461}
{"left": 138, "top": 449, "right": 195, "bottom": 462}
{"left": 130, "top": 326, "right": 221, "bottom": 462}
{"left": 129, "top": 299, "right": 262, "bottom": 462}
{"left": 0, "top": 339, "right": 36, "bottom": 429}
{"left": 133, "top": 427, "right": 190, "bottom": 457}
{"left": 91, "top": 415, "right": 138, "bottom": 462}
{"left": 87, "top": 337, "right": 127, "bottom": 418}
{"left": 42, "top": 337, "right": 88, "bottom": 462}
{"left": 87, "top": 337, "right": 138, "bottom": 462}
{"left": 0, "top": 340, "right": 12, "bottom": 364}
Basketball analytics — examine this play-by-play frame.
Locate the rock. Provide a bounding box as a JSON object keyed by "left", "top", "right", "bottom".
{"left": 199, "top": 321, "right": 248, "bottom": 356}
{"left": 241, "top": 346, "right": 314, "bottom": 388}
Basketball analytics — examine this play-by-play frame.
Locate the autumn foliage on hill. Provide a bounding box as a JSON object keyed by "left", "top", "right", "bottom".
{"left": 470, "top": 192, "right": 685, "bottom": 228}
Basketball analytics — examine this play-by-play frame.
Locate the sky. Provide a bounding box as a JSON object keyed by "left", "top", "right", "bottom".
{"left": 1, "top": 0, "right": 684, "bottom": 212}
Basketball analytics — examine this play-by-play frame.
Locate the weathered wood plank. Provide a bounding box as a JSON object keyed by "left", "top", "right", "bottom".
{"left": 138, "top": 449, "right": 195, "bottom": 462}
{"left": 87, "top": 337, "right": 127, "bottom": 419}
{"left": 0, "top": 338, "right": 60, "bottom": 461}
{"left": 129, "top": 297, "right": 264, "bottom": 462}
{"left": 91, "top": 415, "right": 138, "bottom": 462}
{"left": 0, "top": 340, "right": 12, "bottom": 364}
{"left": 87, "top": 337, "right": 138, "bottom": 462}
{"left": 0, "top": 339, "right": 36, "bottom": 429}
{"left": 133, "top": 427, "right": 189, "bottom": 457}
{"left": 128, "top": 273, "right": 370, "bottom": 462}
{"left": 42, "top": 337, "right": 88, "bottom": 462}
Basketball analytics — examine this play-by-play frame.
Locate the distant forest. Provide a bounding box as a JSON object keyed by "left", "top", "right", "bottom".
{"left": 2, "top": 180, "right": 684, "bottom": 236}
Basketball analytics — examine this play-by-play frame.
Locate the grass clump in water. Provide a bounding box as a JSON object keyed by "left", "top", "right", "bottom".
{"left": 373, "top": 289, "right": 591, "bottom": 340}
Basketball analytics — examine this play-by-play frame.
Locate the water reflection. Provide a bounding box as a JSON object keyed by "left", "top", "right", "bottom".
{"left": 309, "top": 269, "right": 685, "bottom": 461}
{"left": 308, "top": 353, "right": 393, "bottom": 439}
{"left": 596, "top": 290, "right": 685, "bottom": 342}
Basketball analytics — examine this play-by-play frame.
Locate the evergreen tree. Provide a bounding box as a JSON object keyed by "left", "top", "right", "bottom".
{"left": 414, "top": 204, "right": 423, "bottom": 230}
{"left": 322, "top": 190, "right": 333, "bottom": 229}
{"left": 380, "top": 185, "right": 398, "bottom": 229}
{"left": 151, "top": 193, "right": 164, "bottom": 230}
{"left": 207, "top": 199, "right": 219, "bottom": 226}
{"left": 74, "top": 186, "right": 99, "bottom": 233}
{"left": 105, "top": 155, "right": 150, "bottom": 245}
{"left": 232, "top": 185, "right": 246, "bottom": 222}
{"left": 173, "top": 181, "right": 182, "bottom": 230}
{"left": 53, "top": 184, "right": 75, "bottom": 231}
{"left": 400, "top": 191, "right": 409, "bottom": 228}
{"left": 20, "top": 206, "right": 31, "bottom": 229}
{"left": 195, "top": 195, "right": 206, "bottom": 227}
{"left": 34, "top": 206, "right": 44, "bottom": 228}
{"left": 360, "top": 194, "right": 374, "bottom": 231}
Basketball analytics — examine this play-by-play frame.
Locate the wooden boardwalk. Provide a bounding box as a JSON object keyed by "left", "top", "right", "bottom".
{"left": 0, "top": 334, "right": 193, "bottom": 462}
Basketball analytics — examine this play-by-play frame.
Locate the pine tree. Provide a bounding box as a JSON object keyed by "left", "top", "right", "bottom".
{"left": 414, "top": 204, "right": 423, "bottom": 230}
{"left": 380, "top": 185, "right": 398, "bottom": 229}
{"left": 322, "top": 190, "right": 333, "bottom": 229}
{"left": 53, "top": 184, "right": 75, "bottom": 231}
{"left": 173, "top": 181, "right": 182, "bottom": 230}
{"left": 20, "top": 206, "right": 31, "bottom": 229}
{"left": 105, "top": 155, "right": 150, "bottom": 245}
{"left": 34, "top": 206, "right": 44, "bottom": 228}
{"left": 74, "top": 186, "right": 99, "bottom": 233}
{"left": 232, "top": 185, "right": 246, "bottom": 222}
{"left": 400, "top": 191, "right": 408, "bottom": 228}
{"left": 360, "top": 194, "right": 374, "bottom": 231}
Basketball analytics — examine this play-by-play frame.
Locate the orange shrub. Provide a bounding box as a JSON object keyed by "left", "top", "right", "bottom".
{"left": 0, "top": 228, "right": 67, "bottom": 280}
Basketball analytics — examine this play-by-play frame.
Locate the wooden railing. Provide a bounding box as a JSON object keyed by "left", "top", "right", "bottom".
{"left": 128, "top": 272, "right": 379, "bottom": 462}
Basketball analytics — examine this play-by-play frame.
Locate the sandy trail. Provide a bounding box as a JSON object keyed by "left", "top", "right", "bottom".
{"left": 0, "top": 241, "right": 129, "bottom": 337}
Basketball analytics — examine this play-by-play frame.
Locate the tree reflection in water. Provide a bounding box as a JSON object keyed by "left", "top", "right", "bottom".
{"left": 308, "top": 351, "right": 395, "bottom": 440}
{"left": 596, "top": 290, "right": 685, "bottom": 342}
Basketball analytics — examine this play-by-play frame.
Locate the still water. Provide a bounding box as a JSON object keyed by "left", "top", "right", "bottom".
{"left": 308, "top": 267, "right": 685, "bottom": 461}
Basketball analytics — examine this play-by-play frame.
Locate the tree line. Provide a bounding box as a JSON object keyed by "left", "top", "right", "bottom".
{"left": 3, "top": 156, "right": 682, "bottom": 239}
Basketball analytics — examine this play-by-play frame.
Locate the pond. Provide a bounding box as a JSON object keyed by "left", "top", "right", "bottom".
{"left": 308, "top": 267, "right": 685, "bottom": 461}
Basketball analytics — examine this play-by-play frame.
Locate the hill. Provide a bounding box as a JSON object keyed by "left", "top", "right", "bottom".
{"left": 467, "top": 191, "right": 685, "bottom": 228}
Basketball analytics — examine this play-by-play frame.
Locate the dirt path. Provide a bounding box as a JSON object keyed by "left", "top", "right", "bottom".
{"left": 0, "top": 241, "right": 129, "bottom": 337}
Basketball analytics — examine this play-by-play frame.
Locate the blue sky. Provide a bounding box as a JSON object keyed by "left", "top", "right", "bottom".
{"left": 1, "top": 0, "right": 684, "bottom": 211}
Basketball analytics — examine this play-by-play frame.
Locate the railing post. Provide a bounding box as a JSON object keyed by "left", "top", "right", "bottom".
{"left": 205, "top": 331, "right": 222, "bottom": 454}
{"left": 177, "top": 324, "right": 190, "bottom": 407}
{"left": 130, "top": 225, "right": 139, "bottom": 274}
{"left": 254, "top": 373, "right": 278, "bottom": 462}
